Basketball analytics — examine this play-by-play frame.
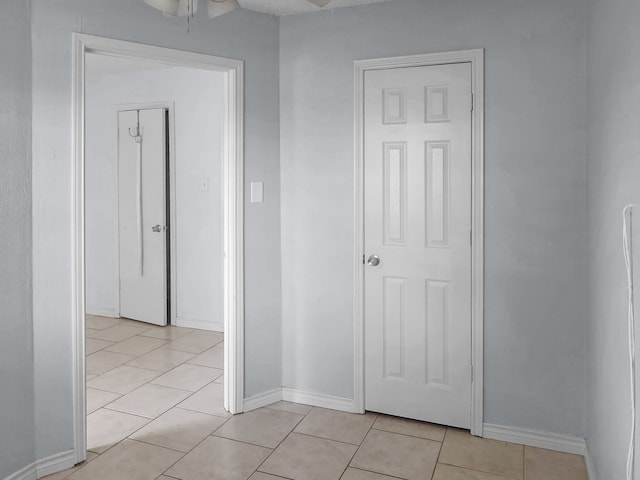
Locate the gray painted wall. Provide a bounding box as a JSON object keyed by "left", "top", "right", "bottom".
{"left": 85, "top": 66, "right": 226, "bottom": 330}
{"left": 279, "top": 0, "right": 588, "bottom": 436}
{"left": 586, "top": 0, "right": 640, "bottom": 476}
{"left": 0, "top": 0, "right": 36, "bottom": 477}
{"left": 31, "top": 0, "right": 281, "bottom": 460}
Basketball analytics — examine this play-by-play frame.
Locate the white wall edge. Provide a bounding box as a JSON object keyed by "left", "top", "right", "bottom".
{"left": 175, "top": 317, "right": 223, "bottom": 332}
{"left": 243, "top": 388, "right": 283, "bottom": 412}
{"left": 3, "top": 450, "right": 75, "bottom": 480}
{"left": 282, "top": 388, "right": 357, "bottom": 413}
{"left": 85, "top": 308, "right": 118, "bottom": 318}
{"left": 584, "top": 441, "right": 597, "bottom": 480}
{"left": 483, "top": 423, "right": 586, "bottom": 456}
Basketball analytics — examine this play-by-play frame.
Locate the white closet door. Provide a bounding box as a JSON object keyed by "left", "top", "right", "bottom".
{"left": 118, "top": 108, "right": 168, "bottom": 326}
{"left": 364, "top": 63, "right": 472, "bottom": 428}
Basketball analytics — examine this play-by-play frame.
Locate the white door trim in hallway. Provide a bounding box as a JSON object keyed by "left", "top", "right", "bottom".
{"left": 353, "top": 49, "right": 485, "bottom": 436}
{"left": 71, "top": 33, "right": 245, "bottom": 464}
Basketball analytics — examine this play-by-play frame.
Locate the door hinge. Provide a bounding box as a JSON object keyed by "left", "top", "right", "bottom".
{"left": 363, "top": 254, "right": 365, "bottom": 265}
{"left": 470, "top": 364, "right": 474, "bottom": 383}
{"left": 471, "top": 93, "right": 474, "bottom": 112}
{"left": 470, "top": 230, "right": 472, "bottom": 246}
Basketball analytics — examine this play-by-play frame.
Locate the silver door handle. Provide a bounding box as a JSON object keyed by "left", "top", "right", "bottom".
{"left": 367, "top": 255, "right": 380, "bottom": 267}
{"left": 151, "top": 225, "right": 163, "bottom": 233}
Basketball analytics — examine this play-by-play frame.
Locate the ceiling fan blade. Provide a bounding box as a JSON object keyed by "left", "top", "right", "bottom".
{"left": 306, "top": 0, "right": 332, "bottom": 6}
{"left": 207, "top": 0, "right": 240, "bottom": 18}
{"left": 144, "top": 0, "right": 181, "bottom": 16}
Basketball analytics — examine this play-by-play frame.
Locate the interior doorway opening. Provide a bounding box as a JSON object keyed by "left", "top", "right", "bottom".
{"left": 72, "top": 34, "right": 245, "bottom": 464}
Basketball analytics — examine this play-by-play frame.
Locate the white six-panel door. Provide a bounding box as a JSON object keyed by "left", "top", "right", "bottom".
{"left": 118, "top": 109, "right": 168, "bottom": 326}
{"left": 364, "top": 63, "right": 472, "bottom": 428}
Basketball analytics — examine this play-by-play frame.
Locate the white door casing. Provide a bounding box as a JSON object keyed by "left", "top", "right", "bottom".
{"left": 72, "top": 34, "right": 245, "bottom": 464}
{"left": 117, "top": 109, "right": 168, "bottom": 326}
{"left": 363, "top": 63, "right": 472, "bottom": 428}
{"left": 354, "top": 50, "right": 484, "bottom": 436}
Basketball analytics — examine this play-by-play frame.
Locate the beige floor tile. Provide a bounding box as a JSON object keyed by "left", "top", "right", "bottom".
{"left": 265, "top": 401, "right": 313, "bottom": 416}
{"left": 524, "top": 446, "right": 587, "bottom": 480}
{"left": 86, "top": 324, "right": 149, "bottom": 342}
{"left": 439, "top": 429, "right": 523, "bottom": 480}
{"left": 294, "top": 407, "right": 376, "bottom": 445}
{"left": 86, "top": 373, "right": 97, "bottom": 381}
{"left": 105, "top": 336, "right": 167, "bottom": 356}
{"left": 131, "top": 407, "right": 227, "bottom": 453}
{"left": 214, "top": 373, "right": 225, "bottom": 384}
{"left": 86, "top": 408, "right": 150, "bottom": 454}
{"left": 140, "top": 325, "right": 194, "bottom": 340}
{"left": 86, "top": 388, "right": 121, "bottom": 414}
{"left": 85, "top": 315, "right": 121, "bottom": 330}
{"left": 433, "top": 463, "right": 511, "bottom": 480}
{"left": 260, "top": 433, "right": 357, "bottom": 480}
{"left": 340, "top": 468, "right": 400, "bottom": 480}
{"left": 214, "top": 407, "right": 304, "bottom": 448}
{"left": 165, "top": 330, "right": 224, "bottom": 354}
{"left": 86, "top": 351, "right": 136, "bottom": 375}
{"left": 350, "top": 429, "right": 440, "bottom": 480}
{"left": 69, "top": 439, "right": 182, "bottom": 480}
{"left": 186, "top": 345, "right": 224, "bottom": 368}
{"left": 127, "top": 346, "right": 197, "bottom": 372}
{"left": 105, "top": 384, "right": 192, "bottom": 419}
{"left": 249, "top": 474, "right": 292, "bottom": 480}
{"left": 177, "top": 382, "right": 231, "bottom": 418}
{"left": 87, "top": 365, "right": 161, "bottom": 394}
{"left": 85, "top": 338, "right": 115, "bottom": 355}
{"left": 166, "top": 435, "right": 271, "bottom": 480}
{"left": 372, "top": 414, "right": 446, "bottom": 442}
{"left": 151, "top": 364, "right": 223, "bottom": 392}
{"left": 117, "top": 318, "right": 156, "bottom": 329}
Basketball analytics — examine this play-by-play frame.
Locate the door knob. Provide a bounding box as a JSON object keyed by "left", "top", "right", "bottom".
{"left": 151, "top": 225, "right": 163, "bottom": 233}
{"left": 367, "top": 255, "right": 380, "bottom": 266}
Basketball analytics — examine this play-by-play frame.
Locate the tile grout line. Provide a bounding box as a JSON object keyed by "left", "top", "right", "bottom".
{"left": 157, "top": 413, "right": 235, "bottom": 477}
{"left": 252, "top": 405, "right": 312, "bottom": 476}
{"left": 336, "top": 411, "right": 379, "bottom": 479}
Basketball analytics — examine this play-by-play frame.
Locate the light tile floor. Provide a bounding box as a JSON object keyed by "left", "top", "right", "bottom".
{"left": 44, "top": 315, "right": 588, "bottom": 480}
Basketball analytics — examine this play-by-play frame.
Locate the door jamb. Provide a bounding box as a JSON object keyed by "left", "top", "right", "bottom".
{"left": 72, "top": 33, "right": 245, "bottom": 464}
{"left": 353, "top": 49, "right": 485, "bottom": 436}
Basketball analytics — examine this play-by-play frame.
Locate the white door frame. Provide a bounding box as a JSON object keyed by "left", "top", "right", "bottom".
{"left": 353, "top": 49, "right": 485, "bottom": 436}
{"left": 71, "top": 33, "right": 245, "bottom": 463}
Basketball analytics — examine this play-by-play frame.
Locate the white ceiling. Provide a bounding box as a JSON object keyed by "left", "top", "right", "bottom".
{"left": 235, "top": 0, "right": 393, "bottom": 16}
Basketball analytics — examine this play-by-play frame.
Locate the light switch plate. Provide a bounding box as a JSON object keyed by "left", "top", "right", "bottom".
{"left": 251, "top": 182, "right": 264, "bottom": 203}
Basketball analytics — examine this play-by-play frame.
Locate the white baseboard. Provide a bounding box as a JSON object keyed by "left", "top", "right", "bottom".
{"left": 244, "top": 388, "right": 283, "bottom": 412}
{"left": 35, "top": 450, "right": 75, "bottom": 478}
{"left": 584, "top": 441, "right": 597, "bottom": 480}
{"left": 282, "top": 388, "right": 356, "bottom": 413}
{"left": 4, "top": 450, "right": 75, "bottom": 480}
{"left": 175, "top": 317, "right": 223, "bottom": 332}
{"left": 85, "top": 307, "right": 118, "bottom": 318}
{"left": 483, "top": 423, "right": 586, "bottom": 456}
